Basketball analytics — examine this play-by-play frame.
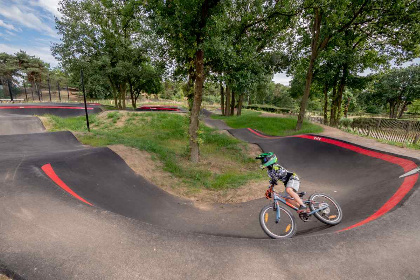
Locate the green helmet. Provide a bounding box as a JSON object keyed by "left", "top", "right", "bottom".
{"left": 255, "top": 152, "right": 277, "bottom": 168}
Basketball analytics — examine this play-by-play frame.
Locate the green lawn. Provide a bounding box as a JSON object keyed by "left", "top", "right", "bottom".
{"left": 212, "top": 110, "right": 323, "bottom": 136}
{"left": 46, "top": 112, "right": 264, "bottom": 191}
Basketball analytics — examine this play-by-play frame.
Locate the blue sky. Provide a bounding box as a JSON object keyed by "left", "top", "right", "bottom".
{"left": 0, "top": 0, "right": 61, "bottom": 67}
{"left": 0, "top": 0, "right": 418, "bottom": 86}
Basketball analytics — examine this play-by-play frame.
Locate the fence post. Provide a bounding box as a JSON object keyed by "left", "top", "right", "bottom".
{"left": 80, "top": 69, "right": 90, "bottom": 132}
{"left": 7, "top": 79, "right": 13, "bottom": 102}
{"left": 57, "top": 81, "right": 61, "bottom": 102}
{"left": 414, "top": 134, "right": 419, "bottom": 145}
{"left": 24, "top": 83, "right": 27, "bottom": 101}
{"left": 48, "top": 73, "right": 52, "bottom": 102}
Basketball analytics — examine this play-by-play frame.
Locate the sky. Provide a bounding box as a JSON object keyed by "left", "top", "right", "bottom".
{"left": 0, "top": 0, "right": 61, "bottom": 67}
{"left": 0, "top": 0, "right": 418, "bottom": 86}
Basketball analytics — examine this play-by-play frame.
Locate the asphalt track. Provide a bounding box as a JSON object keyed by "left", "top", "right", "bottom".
{"left": 0, "top": 103, "right": 102, "bottom": 117}
{"left": 1, "top": 112, "right": 420, "bottom": 279}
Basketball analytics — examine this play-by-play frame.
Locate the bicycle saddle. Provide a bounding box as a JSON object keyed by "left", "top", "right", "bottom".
{"left": 298, "top": 192, "right": 306, "bottom": 197}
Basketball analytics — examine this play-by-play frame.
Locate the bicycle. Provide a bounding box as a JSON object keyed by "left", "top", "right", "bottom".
{"left": 259, "top": 184, "right": 343, "bottom": 238}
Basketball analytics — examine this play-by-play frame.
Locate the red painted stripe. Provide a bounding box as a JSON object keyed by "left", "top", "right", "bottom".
{"left": 247, "top": 128, "right": 280, "bottom": 138}
{"left": 295, "top": 135, "right": 417, "bottom": 172}
{"left": 247, "top": 128, "right": 419, "bottom": 231}
{"left": 339, "top": 174, "right": 418, "bottom": 232}
{"left": 247, "top": 128, "right": 302, "bottom": 139}
{"left": 41, "top": 163, "right": 93, "bottom": 206}
{"left": 0, "top": 106, "right": 94, "bottom": 110}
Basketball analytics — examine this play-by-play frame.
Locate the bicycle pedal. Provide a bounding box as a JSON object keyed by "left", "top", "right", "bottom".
{"left": 299, "top": 213, "right": 313, "bottom": 222}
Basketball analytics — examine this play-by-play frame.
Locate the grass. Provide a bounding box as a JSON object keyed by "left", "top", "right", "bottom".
{"left": 212, "top": 110, "right": 323, "bottom": 136}
{"left": 45, "top": 111, "right": 264, "bottom": 191}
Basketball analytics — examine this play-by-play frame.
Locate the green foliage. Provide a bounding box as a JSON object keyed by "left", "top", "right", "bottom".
{"left": 243, "top": 104, "right": 294, "bottom": 114}
{"left": 339, "top": 118, "right": 352, "bottom": 128}
{"left": 408, "top": 100, "right": 420, "bottom": 115}
{"left": 369, "top": 64, "right": 420, "bottom": 118}
{"left": 53, "top": 0, "right": 163, "bottom": 107}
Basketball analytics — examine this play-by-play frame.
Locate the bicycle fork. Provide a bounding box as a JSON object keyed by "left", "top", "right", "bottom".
{"left": 274, "top": 201, "right": 281, "bottom": 224}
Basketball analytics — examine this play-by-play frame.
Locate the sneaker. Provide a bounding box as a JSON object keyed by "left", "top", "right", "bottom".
{"left": 297, "top": 205, "right": 309, "bottom": 213}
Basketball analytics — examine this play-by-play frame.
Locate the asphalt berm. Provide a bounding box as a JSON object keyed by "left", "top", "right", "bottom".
{"left": 0, "top": 103, "right": 102, "bottom": 117}
{"left": 0, "top": 110, "right": 419, "bottom": 279}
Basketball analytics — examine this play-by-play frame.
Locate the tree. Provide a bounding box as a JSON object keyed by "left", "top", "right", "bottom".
{"left": 147, "top": 0, "right": 222, "bottom": 162}
{"left": 372, "top": 65, "right": 420, "bottom": 118}
{"left": 292, "top": 0, "right": 420, "bottom": 130}
{"left": 53, "top": 0, "right": 157, "bottom": 108}
{"left": 0, "top": 53, "right": 18, "bottom": 98}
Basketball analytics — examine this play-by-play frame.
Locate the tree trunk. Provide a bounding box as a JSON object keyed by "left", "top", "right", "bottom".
{"left": 109, "top": 77, "right": 118, "bottom": 108}
{"left": 230, "top": 90, "right": 235, "bottom": 115}
{"left": 220, "top": 83, "right": 225, "bottom": 115}
{"left": 296, "top": 7, "right": 322, "bottom": 130}
{"left": 397, "top": 100, "right": 408, "bottom": 119}
{"left": 189, "top": 49, "right": 205, "bottom": 163}
{"left": 237, "top": 94, "right": 244, "bottom": 116}
{"left": 344, "top": 97, "right": 351, "bottom": 118}
{"left": 389, "top": 101, "right": 394, "bottom": 118}
{"left": 121, "top": 83, "right": 127, "bottom": 110}
{"left": 330, "top": 85, "right": 338, "bottom": 126}
{"left": 225, "top": 85, "right": 231, "bottom": 116}
{"left": 334, "top": 64, "right": 348, "bottom": 125}
{"left": 31, "top": 82, "right": 35, "bottom": 101}
{"left": 129, "top": 80, "right": 136, "bottom": 109}
{"left": 186, "top": 67, "right": 196, "bottom": 112}
{"left": 323, "top": 83, "right": 329, "bottom": 124}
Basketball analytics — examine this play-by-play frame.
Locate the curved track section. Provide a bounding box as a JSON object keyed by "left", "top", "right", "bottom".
{"left": 0, "top": 103, "right": 102, "bottom": 117}
{"left": 1, "top": 116, "right": 420, "bottom": 279}
{"left": 0, "top": 115, "right": 45, "bottom": 135}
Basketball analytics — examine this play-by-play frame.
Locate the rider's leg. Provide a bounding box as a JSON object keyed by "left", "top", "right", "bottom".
{"left": 286, "top": 187, "right": 305, "bottom": 207}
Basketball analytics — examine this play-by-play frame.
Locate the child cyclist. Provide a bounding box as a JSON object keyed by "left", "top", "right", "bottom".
{"left": 256, "top": 152, "right": 308, "bottom": 213}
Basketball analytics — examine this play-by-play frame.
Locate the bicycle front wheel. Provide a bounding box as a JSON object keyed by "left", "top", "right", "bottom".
{"left": 309, "top": 193, "right": 343, "bottom": 225}
{"left": 259, "top": 204, "right": 296, "bottom": 238}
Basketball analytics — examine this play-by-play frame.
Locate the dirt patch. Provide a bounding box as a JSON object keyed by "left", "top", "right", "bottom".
{"left": 0, "top": 275, "right": 11, "bottom": 280}
{"left": 38, "top": 116, "right": 54, "bottom": 130}
{"left": 108, "top": 144, "right": 267, "bottom": 205}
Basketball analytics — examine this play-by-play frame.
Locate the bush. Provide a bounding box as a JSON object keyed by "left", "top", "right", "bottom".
{"left": 339, "top": 118, "right": 353, "bottom": 128}
{"left": 365, "top": 105, "right": 381, "bottom": 114}
{"left": 243, "top": 104, "right": 295, "bottom": 114}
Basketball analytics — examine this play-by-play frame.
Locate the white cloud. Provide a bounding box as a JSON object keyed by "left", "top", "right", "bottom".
{"left": 31, "top": 0, "right": 61, "bottom": 18}
{"left": 273, "top": 73, "right": 292, "bottom": 86}
{"left": 0, "top": 3, "right": 58, "bottom": 38}
{"left": 0, "top": 19, "right": 18, "bottom": 31}
{"left": 5, "top": 30, "right": 17, "bottom": 36}
{"left": 0, "top": 43, "right": 58, "bottom": 67}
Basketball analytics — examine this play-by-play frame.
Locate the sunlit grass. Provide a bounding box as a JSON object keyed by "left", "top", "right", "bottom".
{"left": 46, "top": 112, "right": 264, "bottom": 190}
{"left": 212, "top": 110, "right": 323, "bottom": 136}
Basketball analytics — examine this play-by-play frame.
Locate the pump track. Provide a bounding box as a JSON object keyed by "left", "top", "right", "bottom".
{"left": 0, "top": 104, "right": 419, "bottom": 280}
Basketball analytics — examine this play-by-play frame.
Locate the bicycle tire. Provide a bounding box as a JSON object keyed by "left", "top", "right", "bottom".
{"left": 309, "top": 193, "right": 343, "bottom": 225}
{"left": 259, "top": 204, "right": 297, "bottom": 238}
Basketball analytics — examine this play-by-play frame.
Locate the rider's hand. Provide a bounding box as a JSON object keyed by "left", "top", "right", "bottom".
{"left": 265, "top": 189, "right": 272, "bottom": 199}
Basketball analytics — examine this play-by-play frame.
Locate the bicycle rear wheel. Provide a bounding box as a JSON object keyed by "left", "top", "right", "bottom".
{"left": 309, "top": 193, "right": 342, "bottom": 225}
{"left": 259, "top": 204, "right": 296, "bottom": 238}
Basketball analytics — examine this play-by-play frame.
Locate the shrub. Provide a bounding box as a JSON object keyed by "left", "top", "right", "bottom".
{"left": 339, "top": 118, "right": 353, "bottom": 128}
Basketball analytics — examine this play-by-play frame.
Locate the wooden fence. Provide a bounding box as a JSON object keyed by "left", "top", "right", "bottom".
{"left": 307, "top": 116, "right": 420, "bottom": 145}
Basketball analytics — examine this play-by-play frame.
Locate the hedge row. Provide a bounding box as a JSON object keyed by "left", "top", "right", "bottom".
{"left": 243, "top": 104, "right": 295, "bottom": 114}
